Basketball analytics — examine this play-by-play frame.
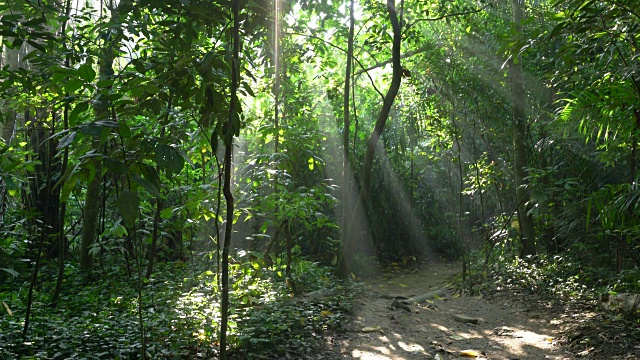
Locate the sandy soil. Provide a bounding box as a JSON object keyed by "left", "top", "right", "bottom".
{"left": 317, "top": 262, "right": 579, "bottom": 360}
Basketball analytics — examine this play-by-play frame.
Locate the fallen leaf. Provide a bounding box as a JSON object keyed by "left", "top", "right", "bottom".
{"left": 399, "top": 283, "right": 408, "bottom": 287}
{"left": 459, "top": 349, "right": 481, "bottom": 358}
{"left": 450, "top": 334, "right": 465, "bottom": 341}
{"left": 362, "top": 326, "right": 382, "bottom": 333}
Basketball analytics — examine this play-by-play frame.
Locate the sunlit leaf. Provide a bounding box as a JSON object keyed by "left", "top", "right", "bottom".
{"left": 2, "top": 300, "right": 13, "bottom": 317}
{"left": 361, "top": 326, "right": 382, "bottom": 333}
{"left": 459, "top": 349, "right": 480, "bottom": 358}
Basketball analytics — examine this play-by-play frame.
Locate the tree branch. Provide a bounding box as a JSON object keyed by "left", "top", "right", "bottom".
{"left": 405, "top": 0, "right": 498, "bottom": 33}
{"left": 287, "top": 31, "right": 385, "bottom": 101}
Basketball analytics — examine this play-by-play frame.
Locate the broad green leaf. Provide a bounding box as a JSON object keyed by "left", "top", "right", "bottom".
{"left": 104, "top": 157, "right": 127, "bottom": 174}
{"left": 130, "top": 86, "right": 145, "bottom": 98}
{"left": 131, "top": 59, "right": 146, "bottom": 74}
{"left": 65, "top": 78, "right": 84, "bottom": 93}
{"left": 78, "top": 64, "right": 96, "bottom": 82}
{"left": 131, "top": 174, "right": 162, "bottom": 198}
{"left": 118, "top": 120, "right": 132, "bottom": 139}
{"left": 97, "top": 79, "right": 114, "bottom": 89}
{"left": 160, "top": 206, "right": 178, "bottom": 219}
{"left": 145, "top": 83, "right": 161, "bottom": 94}
{"left": 69, "top": 102, "right": 89, "bottom": 126}
{"left": 155, "top": 143, "right": 184, "bottom": 175}
{"left": 117, "top": 190, "right": 139, "bottom": 227}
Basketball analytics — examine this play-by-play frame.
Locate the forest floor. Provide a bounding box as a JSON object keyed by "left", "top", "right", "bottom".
{"left": 309, "top": 261, "right": 639, "bottom": 360}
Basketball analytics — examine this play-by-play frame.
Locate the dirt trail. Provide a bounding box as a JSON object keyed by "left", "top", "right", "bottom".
{"left": 321, "top": 262, "right": 576, "bottom": 359}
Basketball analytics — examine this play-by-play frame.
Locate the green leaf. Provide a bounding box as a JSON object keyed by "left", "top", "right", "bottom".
{"left": 132, "top": 174, "right": 162, "bottom": 198}
{"left": 1, "top": 268, "right": 19, "bottom": 278}
{"left": 77, "top": 64, "right": 96, "bottom": 82}
{"left": 65, "top": 78, "right": 84, "bottom": 93}
{"left": 97, "top": 79, "right": 114, "bottom": 89}
{"left": 155, "top": 143, "right": 184, "bottom": 175}
{"left": 26, "top": 40, "right": 46, "bottom": 52}
{"left": 80, "top": 122, "right": 106, "bottom": 137}
{"left": 104, "top": 157, "right": 128, "bottom": 174}
{"left": 117, "top": 190, "right": 139, "bottom": 227}
{"left": 130, "top": 86, "right": 145, "bottom": 98}
{"left": 118, "top": 120, "right": 132, "bottom": 139}
{"left": 57, "top": 131, "right": 77, "bottom": 149}
{"left": 69, "top": 102, "right": 89, "bottom": 126}
{"left": 145, "top": 83, "right": 161, "bottom": 94}
{"left": 131, "top": 59, "right": 146, "bottom": 74}
{"left": 161, "top": 206, "right": 178, "bottom": 219}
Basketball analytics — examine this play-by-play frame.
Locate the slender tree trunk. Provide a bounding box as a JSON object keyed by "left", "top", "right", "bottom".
{"left": 631, "top": 109, "right": 640, "bottom": 186}
{"left": 273, "top": 0, "right": 281, "bottom": 186}
{"left": 220, "top": 1, "right": 240, "bottom": 358}
{"left": 145, "top": 198, "right": 162, "bottom": 279}
{"left": 509, "top": 0, "right": 536, "bottom": 257}
{"left": 340, "top": 0, "right": 355, "bottom": 269}
{"left": 337, "top": 0, "right": 403, "bottom": 278}
{"left": 80, "top": 163, "right": 101, "bottom": 269}
{"left": 51, "top": 0, "right": 74, "bottom": 304}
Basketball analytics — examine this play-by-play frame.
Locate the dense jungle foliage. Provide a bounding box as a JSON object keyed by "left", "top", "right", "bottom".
{"left": 1, "top": 0, "right": 639, "bottom": 358}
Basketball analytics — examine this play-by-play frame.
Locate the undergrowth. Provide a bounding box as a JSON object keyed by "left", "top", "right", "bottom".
{"left": 477, "top": 252, "right": 640, "bottom": 303}
{"left": 0, "top": 256, "right": 357, "bottom": 359}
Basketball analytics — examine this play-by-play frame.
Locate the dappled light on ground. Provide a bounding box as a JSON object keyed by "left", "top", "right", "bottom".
{"left": 322, "top": 262, "right": 574, "bottom": 359}
{"left": 348, "top": 332, "right": 429, "bottom": 359}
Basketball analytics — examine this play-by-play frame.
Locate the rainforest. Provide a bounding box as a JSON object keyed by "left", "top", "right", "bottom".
{"left": 0, "top": 0, "right": 639, "bottom": 359}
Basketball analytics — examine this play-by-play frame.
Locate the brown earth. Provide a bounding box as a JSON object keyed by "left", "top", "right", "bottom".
{"left": 314, "top": 262, "right": 640, "bottom": 360}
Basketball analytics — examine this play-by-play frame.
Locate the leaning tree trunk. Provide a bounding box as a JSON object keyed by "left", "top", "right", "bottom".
{"left": 509, "top": 0, "right": 536, "bottom": 257}
{"left": 337, "top": 0, "right": 403, "bottom": 278}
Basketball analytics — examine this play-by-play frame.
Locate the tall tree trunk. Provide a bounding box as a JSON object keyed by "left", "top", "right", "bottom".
{"left": 509, "top": 0, "right": 536, "bottom": 257}
{"left": 80, "top": 0, "right": 132, "bottom": 268}
{"left": 220, "top": 1, "right": 240, "bottom": 358}
{"left": 340, "top": 0, "right": 355, "bottom": 271}
{"left": 337, "top": 0, "right": 403, "bottom": 278}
